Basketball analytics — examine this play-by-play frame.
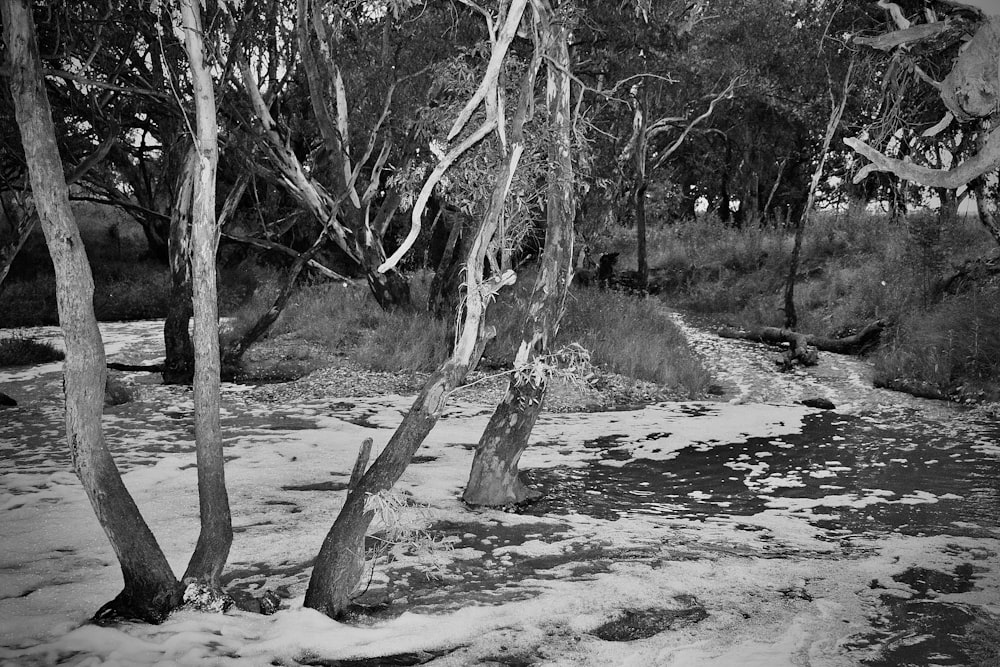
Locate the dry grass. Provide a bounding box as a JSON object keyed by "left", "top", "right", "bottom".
{"left": 0, "top": 335, "right": 64, "bottom": 366}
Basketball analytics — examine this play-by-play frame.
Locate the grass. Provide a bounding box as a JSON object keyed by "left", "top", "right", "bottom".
{"left": 0, "top": 335, "right": 64, "bottom": 366}
{"left": 482, "top": 273, "right": 710, "bottom": 398}
{"left": 1, "top": 202, "right": 172, "bottom": 327}
{"left": 593, "top": 209, "right": 1000, "bottom": 401}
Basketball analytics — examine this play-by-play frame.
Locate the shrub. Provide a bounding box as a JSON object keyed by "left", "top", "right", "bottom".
{"left": 0, "top": 335, "right": 64, "bottom": 366}
{"left": 559, "top": 288, "right": 710, "bottom": 398}
{"left": 873, "top": 285, "right": 1000, "bottom": 398}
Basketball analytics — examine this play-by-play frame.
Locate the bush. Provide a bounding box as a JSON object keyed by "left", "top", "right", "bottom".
{"left": 874, "top": 285, "right": 1000, "bottom": 398}
{"left": 484, "top": 275, "right": 710, "bottom": 397}
{"left": 559, "top": 288, "right": 710, "bottom": 398}
{"left": 0, "top": 335, "right": 64, "bottom": 366}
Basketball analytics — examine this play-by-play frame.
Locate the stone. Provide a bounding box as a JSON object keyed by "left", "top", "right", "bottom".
{"left": 800, "top": 397, "right": 836, "bottom": 410}
{"left": 104, "top": 376, "right": 135, "bottom": 406}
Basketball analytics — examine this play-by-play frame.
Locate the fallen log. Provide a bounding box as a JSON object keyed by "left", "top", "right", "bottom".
{"left": 717, "top": 319, "right": 886, "bottom": 367}
{"left": 108, "top": 361, "right": 164, "bottom": 372}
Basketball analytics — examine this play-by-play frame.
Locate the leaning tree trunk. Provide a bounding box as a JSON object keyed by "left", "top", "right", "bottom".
{"left": 2, "top": 0, "right": 181, "bottom": 622}
{"left": 162, "top": 147, "right": 197, "bottom": 385}
{"left": 178, "top": 0, "right": 232, "bottom": 588}
{"left": 304, "top": 148, "right": 518, "bottom": 616}
{"left": 784, "top": 61, "right": 853, "bottom": 330}
{"left": 465, "top": 0, "right": 575, "bottom": 507}
{"left": 0, "top": 206, "right": 36, "bottom": 288}
{"left": 305, "top": 0, "right": 531, "bottom": 612}
{"left": 221, "top": 229, "right": 328, "bottom": 371}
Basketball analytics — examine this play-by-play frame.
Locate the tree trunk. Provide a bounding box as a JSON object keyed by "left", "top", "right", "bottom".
{"left": 221, "top": 229, "right": 328, "bottom": 371}
{"left": 2, "top": 0, "right": 181, "bottom": 622}
{"left": 464, "top": 0, "right": 575, "bottom": 507}
{"left": 0, "top": 207, "right": 36, "bottom": 288}
{"left": 784, "top": 61, "right": 853, "bottom": 330}
{"left": 305, "top": 0, "right": 532, "bottom": 611}
{"left": 718, "top": 319, "right": 885, "bottom": 357}
{"left": 463, "top": 380, "right": 545, "bottom": 505}
{"left": 973, "top": 180, "right": 1000, "bottom": 246}
{"left": 162, "top": 148, "right": 197, "bottom": 385}
{"left": 634, "top": 179, "right": 648, "bottom": 291}
{"left": 178, "top": 0, "right": 232, "bottom": 587}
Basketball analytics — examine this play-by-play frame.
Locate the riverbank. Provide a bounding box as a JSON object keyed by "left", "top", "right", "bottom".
{"left": 595, "top": 212, "right": 1000, "bottom": 404}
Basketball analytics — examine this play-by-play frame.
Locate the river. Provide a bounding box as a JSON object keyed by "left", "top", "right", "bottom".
{"left": 0, "top": 316, "right": 997, "bottom": 666}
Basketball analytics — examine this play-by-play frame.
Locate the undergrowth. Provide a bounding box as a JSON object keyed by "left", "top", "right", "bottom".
{"left": 594, "top": 210, "right": 1000, "bottom": 400}
{"left": 0, "top": 335, "right": 65, "bottom": 366}
{"left": 484, "top": 275, "right": 710, "bottom": 397}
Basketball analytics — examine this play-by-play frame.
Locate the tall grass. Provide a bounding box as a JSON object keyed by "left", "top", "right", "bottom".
{"left": 484, "top": 274, "right": 710, "bottom": 397}
{"left": 597, "top": 208, "right": 1000, "bottom": 400}
{"left": 0, "top": 335, "right": 65, "bottom": 366}
{"left": 874, "top": 285, "right": 1000, "bottom": 399}
{"left": 559, "top": 288, "right": 709, "bottom": 397}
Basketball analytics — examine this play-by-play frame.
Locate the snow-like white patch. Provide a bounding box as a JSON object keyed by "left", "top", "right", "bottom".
{"left": 1, "top": 318, "right": 997, "bottom": 666}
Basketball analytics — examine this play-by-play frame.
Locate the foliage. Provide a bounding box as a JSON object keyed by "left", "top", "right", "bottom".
{"left": 0, "top": 335, "right": 65, "bottom": 366}
{"left": 874, "top": 285, "right": 1000, "bottom": 400}
{"left": 622, "top": 208, "right": 999, "bottom": 400}
{"left": 482, "top": 271, "right": 709, "bottom": 397}
{"left": 358, "top": 488, "right": 453, "bottom": 593}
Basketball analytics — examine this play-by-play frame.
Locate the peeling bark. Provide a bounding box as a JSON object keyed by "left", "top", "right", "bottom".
{"left": 464, "top": 0, "right": 574, "bottom": 508}
{"left": 178, "top": 0, "right": 232, "bottom": 588}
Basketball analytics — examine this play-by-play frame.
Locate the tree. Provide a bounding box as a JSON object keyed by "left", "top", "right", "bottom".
{"left": 846, "top": 5, "right": 1000, "bottom": 198}
{"left": 463, "top": 0, "right": 576, "bottom": 506}
{"left": 176, "top": 0, "right": 232, "bottom": 588}
{"left": 2, "top": 0, "right": 182, "bottom": 622}
{"left": 304, "top": 0, "right": 531, "bottom": 617}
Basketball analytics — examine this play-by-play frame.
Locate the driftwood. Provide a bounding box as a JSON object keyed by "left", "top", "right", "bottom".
{"left": 718, "top": 320, "right": 886, "bottom": 368}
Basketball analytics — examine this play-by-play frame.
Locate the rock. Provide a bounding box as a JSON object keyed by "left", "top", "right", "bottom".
{"left": 800, "top": 397, "right": 836, "bottom": 410}
{"left": 182, "top": 582, "right": 235, "bottom": 613}
{"left": 104, "top": 376, "right": 135, "bottom": 406}
{"left": 0, "top": 391, "right": 16, "bottom": 407}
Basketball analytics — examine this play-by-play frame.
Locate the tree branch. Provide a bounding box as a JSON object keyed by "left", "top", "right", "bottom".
{"left": 845, "top": 124, "right": 1000, "bottom": 189}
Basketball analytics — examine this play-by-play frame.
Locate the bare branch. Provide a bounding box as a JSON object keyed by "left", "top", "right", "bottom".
{"left": 649, "top": 77, "right": 739, "bottom": 174}
{"left": 854, "top": 20, "right": 949, "bottom": 50}
{"left": 378, "top": 117, "right": 498, "bottom": 273}
{"left": 845, "top": 126, "right": 1000, "bottom": 188}
{"left": 42, "top": 68, "right": 171, "bottom": 99}
{"left": 877, "top": 0, "right": 912, "bottom": 30}
{"left": 222, "top": 232, "right": 352, "bottom": 283}
{"left": 447, "top": 0, "right": 528, "bottom": 141}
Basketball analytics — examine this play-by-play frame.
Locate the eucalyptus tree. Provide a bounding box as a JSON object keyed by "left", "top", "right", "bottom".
{"left": 846, "top": 1, "right": 1000, "bottom": 241}
{"left": 2, "top": 0, "right": 235, "bottom": 620}
{"left": 228, "top": 0, "right": 465, "bottom": 312}
{"left": 461, "top": 0, "right": 580, "bottom": 506}
{"left": 304, "top": 0, "right": 546, "bottom": 617}
{"left": 2, "top": 0, "right": 182, "bottom": 622}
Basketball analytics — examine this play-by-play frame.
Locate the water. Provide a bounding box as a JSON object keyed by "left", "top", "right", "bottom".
{"left": 525, "top": 408, "right": 999, "bottom": 539}
{"left": 2, "top": 318, "right": 998, "bottom": 665}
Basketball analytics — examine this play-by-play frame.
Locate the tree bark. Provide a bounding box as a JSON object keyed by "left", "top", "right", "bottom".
{"left": 973, "top": 181, "right": 1000, "bottom": 246}
{"left": 162, "top": 147, "right": 197, "bottom": 385}
{"left": 464, "top": 0, "right": 575, "bottom": 507}
{"left": 2, "top": 0, "right": 180, "bottom": 622}
{"left": 178, "top": 0, "right": 232, "bottom": 588}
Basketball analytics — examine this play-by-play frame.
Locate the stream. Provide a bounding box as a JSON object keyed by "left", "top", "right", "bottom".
{"left": 0, "top": 316, "right": 997, "bottom": 666}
